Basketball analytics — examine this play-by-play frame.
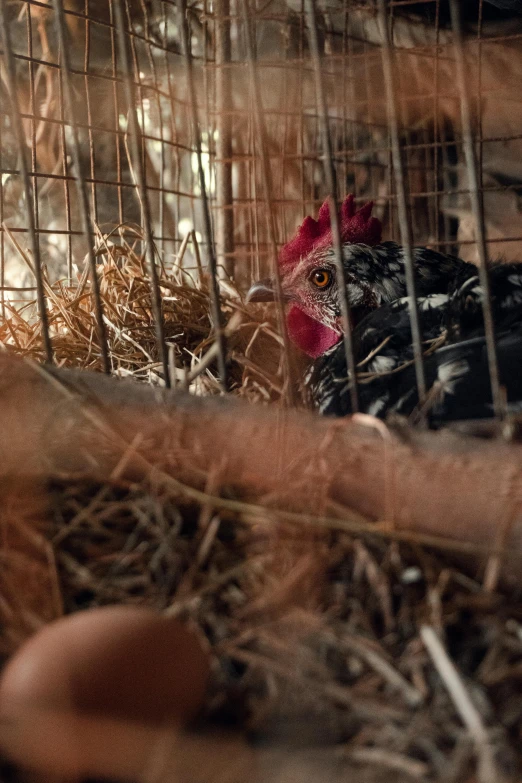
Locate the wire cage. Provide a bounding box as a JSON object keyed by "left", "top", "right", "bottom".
{"left": 1, "top": 0, "right": 521, "bottom": 407}
{"left": 2, "top": 2, "right": 522, "bottom": 782}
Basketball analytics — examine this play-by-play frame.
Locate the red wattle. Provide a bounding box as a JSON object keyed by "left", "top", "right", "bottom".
{"left": 286, "top": 306, "right": 340, "bottom": 358}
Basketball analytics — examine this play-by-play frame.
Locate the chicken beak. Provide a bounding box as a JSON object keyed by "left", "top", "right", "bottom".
{"left": 246, "top": 278, "right": 278, "bottom": 303}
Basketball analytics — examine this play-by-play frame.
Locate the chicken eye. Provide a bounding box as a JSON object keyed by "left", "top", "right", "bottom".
{"left": 310, "top": 269, "right": 332, "bottom": 289}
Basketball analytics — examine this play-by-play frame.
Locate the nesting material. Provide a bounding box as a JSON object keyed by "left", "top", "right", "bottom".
{"left": 2, "top": 475, "right": 522, "bottom": 783}
{"left": 0, "top": 224, "right": 288, "bottom": 403}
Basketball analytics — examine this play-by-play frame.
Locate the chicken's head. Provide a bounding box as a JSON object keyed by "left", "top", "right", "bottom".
{"left": 247, "top": 195, "right": 382, "bottom": 358}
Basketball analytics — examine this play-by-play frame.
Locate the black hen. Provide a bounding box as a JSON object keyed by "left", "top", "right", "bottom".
{"left": 247, "top": 195, "right": 522, "bottom": 426}
{"left": 308, "top": 263, "right": 522, "bottom": 424}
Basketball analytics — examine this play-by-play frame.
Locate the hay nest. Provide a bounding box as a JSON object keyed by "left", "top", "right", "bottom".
{"left": 0, "top": 224, "right": 289, "bottom": 403}
{"left": 1, "top": 227, "right": 522, "bottom": 782}
{"left": 2, "top": 475, "right": 522, "bottom": 782}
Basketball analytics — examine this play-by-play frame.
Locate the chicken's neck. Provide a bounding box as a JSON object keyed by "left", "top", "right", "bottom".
{"left": 342, "top": 241, "right": 476, "bottom": 304}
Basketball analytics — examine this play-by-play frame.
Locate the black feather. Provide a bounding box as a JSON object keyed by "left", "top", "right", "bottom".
{"left": 307, "top": 246, "right": 522, "bottom": 425}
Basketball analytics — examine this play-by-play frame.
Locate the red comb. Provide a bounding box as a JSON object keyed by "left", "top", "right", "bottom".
{"left": 279, "top": 194, "right": 382, "bottom": 267}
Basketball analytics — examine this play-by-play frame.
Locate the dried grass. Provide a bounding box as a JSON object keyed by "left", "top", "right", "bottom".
{"left": 0, "top": 223, "right": 289, "bottom": 403}
{"left": 2, "top": 474, "right": 522, "bottom": 782}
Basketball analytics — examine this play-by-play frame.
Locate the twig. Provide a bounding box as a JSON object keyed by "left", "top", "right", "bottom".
{"left": 343, "top": 748, "right": 429, "bottom": 780}
{"left": 420, "top": 626, "right": 502, "bottom": 783}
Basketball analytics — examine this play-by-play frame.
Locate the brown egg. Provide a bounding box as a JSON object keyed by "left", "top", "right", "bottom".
{"left": 0, "top": 606, "right": 211, "bottom": 726}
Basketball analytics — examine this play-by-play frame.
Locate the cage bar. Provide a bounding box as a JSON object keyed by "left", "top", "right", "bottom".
{"left": 177, "top": 0, "right": 228, "bottom": 392}
{"left": 113, "top": 0, "right": 170, "bottom": 388}
{"left": 240, "top": 0, "right": 296, "bottom": 407}
{"left": 52, "top": 0, "right": 110, "bottom": 374}
{"left": 449, "top": 0, "right": 503, "bottom": 419}
{"left": 0, "top": 0, "right": 52, "bottom": 363}
{"left": 305, "top": 0, "right": 360, "bottom": 414}
{"left": 214, "top": 0, "right": 234, "bottom": 281}
{"left": 377, "top": 0, "right": 427, "bottom": 404}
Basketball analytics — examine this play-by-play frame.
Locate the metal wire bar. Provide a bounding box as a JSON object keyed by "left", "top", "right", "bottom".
{"left": 109, "top": 0, "right": 124, "bottom": 226}
{"left": 449, "top": 0, "right": 502, "bottom": 419}
{"left": 377, "top": 0, "right": 427, "bottom": 403}
{"left": 160, "top": 0, "right": 189, "bottom": 259}
{"left": 3, "top": 113, "right": 520, "bottom": 164}
{"left": 476, "top": 0, "right": 485, "bottom": 199}
{"left": 0, "top": 0, "right": 52, "bottom": 362}
{"left": 57, "top": 38, "right": 74, "bottom": 279}
{"left": 113, "top": 0, "right": 170, "bottom": 387}
{"left": 141, "top": 0, "right": 166, "bottom": 259}
{"left": 2, "top": 156, "right": 520, "bottom": 199}
{"left": 215, "top": 0, "right": 235, "bottom": 280}
{"left": 177, "top": 0, "right": 227, "bottom": 392}
{"left": 3, "top": 222, "right": 517, "bottom": 246}
{"left": 239, "top": 0, "right": 296, "bottom": 407}
{"left": 280, "top": 21, "right": 291, "bottom": 256}
{"left": 52, "top": 0, "right": 110, "bottom": 373}
{"left": 25, "top": 6, "right": 38, "bottom": 233}
{"left": 0, "top": 63, "right": 4, "bottom": 319}
{"left": 298, "top": 0, "right": 307, "bottom": 237}
{"left": 304, "top": 0, "right": 359, "bottom": 413}
{"left": 432, "top": 0, "right": 441, "bottom": 249}
{"left": 124, "top": 1, "right": 147, "bottom": 206}
{"left": 83, "top": 6, "right": 99, "bottom": 224}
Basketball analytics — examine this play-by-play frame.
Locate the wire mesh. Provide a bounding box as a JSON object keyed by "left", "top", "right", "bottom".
{"left": 0, "top": 0, "right": 520, "bottom": 410}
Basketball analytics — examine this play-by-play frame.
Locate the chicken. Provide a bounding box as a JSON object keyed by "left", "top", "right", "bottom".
{"left": 247, "top": 196, "right": 522, "bottom": 424}
{"left": 308, "top": 296, "right": 522, "bottom": 423}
